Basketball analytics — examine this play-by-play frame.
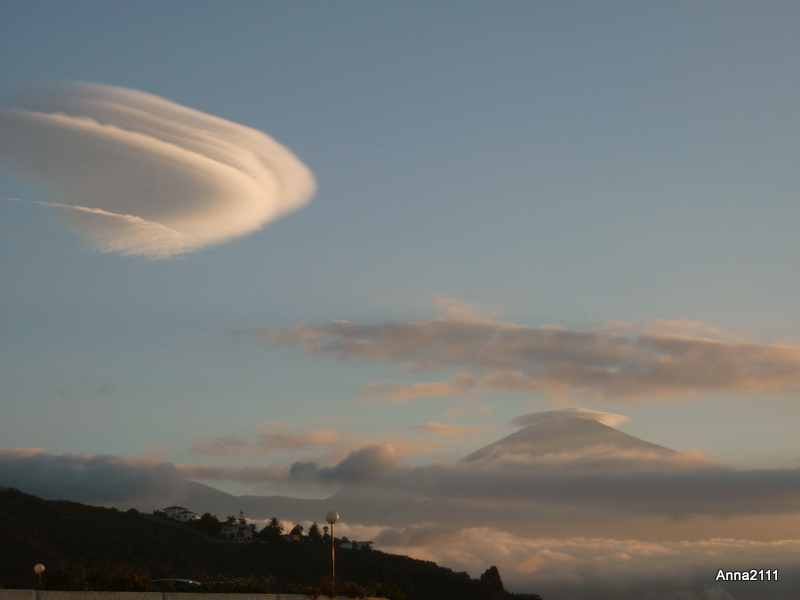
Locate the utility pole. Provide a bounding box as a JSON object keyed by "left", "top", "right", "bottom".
{"left": 325, "top": 511, "right": 340, "bottom": 590}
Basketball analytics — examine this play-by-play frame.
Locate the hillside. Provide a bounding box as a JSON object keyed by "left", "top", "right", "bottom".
{"left": 0, "top": 488, "right": 541, "bottom": 600}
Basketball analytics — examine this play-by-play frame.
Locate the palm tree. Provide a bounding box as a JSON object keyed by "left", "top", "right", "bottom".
{"left": 268, "top": 517, "right": 284, "bottom": 534}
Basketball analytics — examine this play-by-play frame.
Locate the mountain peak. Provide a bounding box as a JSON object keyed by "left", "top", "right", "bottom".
{"left": 511, "top": 407, "right": 629, "bottom": 428}
{"left": 460, "top": 417, "right": 676, "bottom": 463}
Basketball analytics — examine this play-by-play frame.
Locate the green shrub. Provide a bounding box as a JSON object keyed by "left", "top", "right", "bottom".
{"left": 47, "top": 562, "right": 87, "bottom": 591}
{"left": 367, "top": 581, "right": 406, "bottom": 600}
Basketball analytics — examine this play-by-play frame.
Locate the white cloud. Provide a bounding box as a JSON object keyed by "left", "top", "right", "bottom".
{"left": 0, "top": 82, "right": 315, "bottom": 257}
{"left": 510, "top": 407, "right": 629, "bottom": 428}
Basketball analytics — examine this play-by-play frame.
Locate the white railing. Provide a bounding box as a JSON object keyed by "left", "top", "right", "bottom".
{"left": 0, "top": 592, "right": 387, "bottom": 600}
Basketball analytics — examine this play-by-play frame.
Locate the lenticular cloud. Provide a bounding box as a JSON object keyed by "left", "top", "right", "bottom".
{"left": 0, "top": 83, "right": 315, "bottom": 257}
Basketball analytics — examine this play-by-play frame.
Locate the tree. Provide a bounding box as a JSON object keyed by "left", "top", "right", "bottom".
{"left": 289, "top": 524, "right": 304, "bottom": 537}
{"left": 479, "top": 566, "right": 505, "bottom": 600}
{"left": 258, "top": 517, "right": 285, "bottom": 542}
{"left": 188, "top": 512, "right": 222, "bottom": 537}
{"left": 268, "top": 517, "right": 284, "bottom": 534}
{"left": 308, "top": 521, "right": 322, "bottom": 543}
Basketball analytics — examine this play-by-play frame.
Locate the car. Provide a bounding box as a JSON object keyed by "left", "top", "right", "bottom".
{"left": 149, "top": 579, "right": 203, "bottom": 591}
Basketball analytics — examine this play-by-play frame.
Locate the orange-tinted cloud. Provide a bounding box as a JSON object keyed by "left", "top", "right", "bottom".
{"left": 266, "top": 316, "right": 800, "bottom": 401}
{"left": 413, "top": 422, "right": 494, "bottom": 437}
{"left": 361, "top": 372, "right": 475, "bottom": 402}
{"left": 190, "top": 425, "right": 341, "bottom": 458}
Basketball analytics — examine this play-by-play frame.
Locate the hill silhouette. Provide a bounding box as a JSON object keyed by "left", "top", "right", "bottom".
{"left": 0, "top": 487, "right": 542, "bottom": 600}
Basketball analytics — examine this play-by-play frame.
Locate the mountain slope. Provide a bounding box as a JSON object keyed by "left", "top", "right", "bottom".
{"left": 180, "top": 480, "right": 328, "bottom": 521}
{"left": 460, "top": 418, "right": 676, "bottom": 463}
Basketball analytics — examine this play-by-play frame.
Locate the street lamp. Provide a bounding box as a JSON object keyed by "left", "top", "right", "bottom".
{"left": 325, "top": 511, "right": 339, "bottom": 589}
{"left": 34, "top": 564, "right": 45, "bottom": 588}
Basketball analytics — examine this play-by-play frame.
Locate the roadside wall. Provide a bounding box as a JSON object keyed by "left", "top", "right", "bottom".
{"left": 0, "top": 593, "right": 386, "bottom": 600}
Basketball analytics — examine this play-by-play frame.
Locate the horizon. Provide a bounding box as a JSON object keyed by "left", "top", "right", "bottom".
{"left": 2, "top": 2, "right": 800, "bottom": 599}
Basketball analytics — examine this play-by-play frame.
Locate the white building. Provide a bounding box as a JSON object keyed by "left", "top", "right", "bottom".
{"left": 162, "top": 506, "right": 199, "bottom": 522}
{"left": 340, "top": 540, "right": 373, "bottom": 550}
{"left": 221, "top": 522, "right": 252, "bottom": 541}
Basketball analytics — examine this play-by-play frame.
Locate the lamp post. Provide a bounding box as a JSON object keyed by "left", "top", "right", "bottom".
{"left": 34, "top": 564, "right": 45, "bottom": 589}
{"left": 325, "top": 511, "right": 339, "bottom": 590}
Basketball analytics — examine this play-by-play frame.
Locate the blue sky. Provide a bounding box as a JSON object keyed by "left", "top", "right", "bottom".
{"left": 2, "top": 2, "right": 800, "bottom": 597}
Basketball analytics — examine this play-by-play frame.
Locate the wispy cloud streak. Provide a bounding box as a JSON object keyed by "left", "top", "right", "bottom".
{"left": 254, "top": 426, "right": 340, "bottom": 454}
{"left": 0, "top": 82, "right": 315, "bottom": 257}
{"left": 413, "top": 422, "right": 493, "bottom": 437}
{"left": 266, "top": 316, "right": 800, "bottom": 401}
{"left": 190, "top": 427, "right": 341, "bottom": 458}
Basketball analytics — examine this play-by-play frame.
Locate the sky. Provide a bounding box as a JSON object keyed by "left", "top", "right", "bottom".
{"left": 2, "top": 2, "right": 800, "bottom": 598}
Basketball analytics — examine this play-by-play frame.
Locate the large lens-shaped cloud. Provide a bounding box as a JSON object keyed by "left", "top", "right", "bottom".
{"left": 0, "top": 82, "right": 315, "bottom": 257}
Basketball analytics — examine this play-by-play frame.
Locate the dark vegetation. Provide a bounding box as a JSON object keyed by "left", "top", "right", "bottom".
{"left": 0, "top": 488, "right": 541, "bottom": 600}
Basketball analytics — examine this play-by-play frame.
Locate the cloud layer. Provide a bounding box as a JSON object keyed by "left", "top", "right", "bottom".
{"left": 6, "top": 436, "right": 798, "bottom": 529}
{"left": 266, "top": 316, "right": 800, "bottom": 401}
{"left": 0, "top": 447, "right": 186, "bottom": 506}
{"left": 0, "top": 82, "right": 315, "bottom": 257}
{"left": 371, "top": 527, "right": 800, "bottom": 600}
{"left": 3, "top": 435, "right": 800, "bottom": 600}
{"left": 180, "top": 443, "right": 399, "bottom": 489}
